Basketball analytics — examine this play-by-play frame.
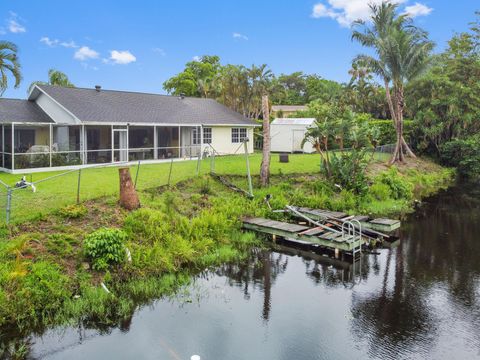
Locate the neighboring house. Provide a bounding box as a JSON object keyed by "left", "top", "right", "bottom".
{"left": 270, "top": 118, "right": 316, "bottom": 153}
{"left": 271, "top": 105, "right": 307, "bottom": 118}
{"left": 0, "top": 85, "right": 256, "bottom": 173}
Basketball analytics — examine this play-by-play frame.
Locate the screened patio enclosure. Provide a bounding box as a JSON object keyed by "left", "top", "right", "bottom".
{"left": 0, "top": 123, "right": 203, "bottom": 171}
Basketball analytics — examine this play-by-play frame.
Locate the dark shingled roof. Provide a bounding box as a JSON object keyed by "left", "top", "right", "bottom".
{"left": 0, "top": 98, "right": 53, "bottom": 124}
{"left": 37, "top": 85, "right": 255, "bottom": 126}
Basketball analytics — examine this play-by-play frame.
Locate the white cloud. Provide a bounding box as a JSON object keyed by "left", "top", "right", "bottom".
{"left": 74, "top": 46, "right": 99, "bottom": 61}
{"left": 109, "top": 50, "right": 136, "bottom": 64}
{"left": 311, "top": 0, "right": 410, "bottom": 27}
{"left": 60, "top": 40, "right": 78, "bottom": 48}
{"left": 40, "top": 37, "right": 59, "bottom": 47}
{"left": 192, "top": 55, "right": 201, "bottom": 61}
{"left": 404, "top": 3, "right": 432, "bottom": 17}
{"left": 40, "top": 37, "right": 78, "bottom": 48}
{"left": 233, "top": 32, "right": 248, "bottom": 40}
{"left": 7, "top": 12, "right": 26, "bottom": 33}
{"left": 152, "top": 47, "right": 166, "bottom": 56}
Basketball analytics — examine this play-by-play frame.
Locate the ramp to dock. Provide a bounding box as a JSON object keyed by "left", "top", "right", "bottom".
{"left": 242, "top": 217, "right": 362, "bottom": 252}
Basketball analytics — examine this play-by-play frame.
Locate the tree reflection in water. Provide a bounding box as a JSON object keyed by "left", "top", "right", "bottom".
{"left": 351, "top": 184, "right": 480, "bottom": 357}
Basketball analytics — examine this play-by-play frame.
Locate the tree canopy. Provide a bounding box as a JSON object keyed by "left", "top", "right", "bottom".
{"left": 0, "top": 41, "right": 21, "bottom": 96}
{"left": 28, "top": 69, "right": 75, "bottom": 93}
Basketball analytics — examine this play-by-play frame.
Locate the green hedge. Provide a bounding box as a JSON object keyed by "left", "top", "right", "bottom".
{"left": 369, "top": 119, "right": 413, "bottom": 145}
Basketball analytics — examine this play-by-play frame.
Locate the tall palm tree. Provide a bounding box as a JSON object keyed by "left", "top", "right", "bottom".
{"left": 352, "top": 2, "right": 434, "bottom": 163}
{"left": 28, "top": 69, "right": 75, "bottom": 93}
{"left": 0, "top": 41, "right": 22, "bottom": 96}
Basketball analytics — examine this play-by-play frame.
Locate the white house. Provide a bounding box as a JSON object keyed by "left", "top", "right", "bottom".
{"left": 270, "top": 118, "right": 316, "bottom": 153}
{"left": 0, "top": 85, "right": 256, "bottom": 173}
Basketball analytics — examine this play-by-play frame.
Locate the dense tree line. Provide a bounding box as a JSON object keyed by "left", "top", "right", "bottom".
{"left": 162, "top": 55, "right": 390, "bottom": 120}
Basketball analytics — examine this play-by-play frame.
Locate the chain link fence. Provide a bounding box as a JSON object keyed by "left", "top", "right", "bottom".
{"left": 0, "top": 142, "right": 397, "bottom": 225}
{"left": 0, "top": 141, "right": 260, "bottom": 224}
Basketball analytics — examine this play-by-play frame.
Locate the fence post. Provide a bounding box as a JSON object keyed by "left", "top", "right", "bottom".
{"left": 134, "top": 160, "right": 141, "bottom": 189}
{"left": 76, "top": 169, "right": 82, "bottom": 204}
{"left": 244, "top": 141, "right": 253, "bottom": 197}
{"left": 167, "top": 158, "right": 174, "bottom": 187}
{"left": 6, "top": 188, "right": 12, "bottom": 224}
{"left": 196, "top": 153, "right": 201, "bottom": 176}
{"left": 210, "top": 148, "right": 215, "bottom": 174}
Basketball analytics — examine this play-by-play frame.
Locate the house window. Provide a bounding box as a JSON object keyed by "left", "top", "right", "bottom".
{"left": 192, "top": 127, "right": 201, "bottom": 145}
{"left": 203, "top": 127, "right": 212, "bottom": 144}
{"left": 232, "top": 128, "right": 247, "bottom": 143}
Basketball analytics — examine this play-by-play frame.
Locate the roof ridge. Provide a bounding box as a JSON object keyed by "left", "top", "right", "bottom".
{"left": 0, "top": 98, "right": 32, "bottom": 102}
{"left": 37, "top": 84, "right": 209, "bottom": 100}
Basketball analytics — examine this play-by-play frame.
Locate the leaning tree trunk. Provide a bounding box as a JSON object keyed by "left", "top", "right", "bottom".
{"left": 260, "top": 94, "right": 271, "bottom": 187}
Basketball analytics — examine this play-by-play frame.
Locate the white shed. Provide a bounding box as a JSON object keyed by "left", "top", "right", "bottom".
{"left": 270, "top": 118, "right": 316, "bottom": 153}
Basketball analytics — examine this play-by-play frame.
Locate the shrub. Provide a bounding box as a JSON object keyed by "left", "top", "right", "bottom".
{"left": 376, "top": 167, "right": 413, "bottom": 200}
{"left": 83, "top": 228, "right": 127, "bottom": 271}
{"left": 440, "top": 135, "right": 480, "bottom": 181}
{"left": 369, "top": 182, "right": 392, "bottom": 201}
{"left": 324, "top": 150, "right": 370, "bottom": 194}
{"left": 58, "top": 204, "right": 88, "bottom": 219}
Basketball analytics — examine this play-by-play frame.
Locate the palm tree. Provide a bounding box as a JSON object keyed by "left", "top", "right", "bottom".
{"left": 28, "top": 69, "right": 75, "bottom": 93}
{"left": 0, "top": 41, "right": 21, "bottom": 96}
{"left": 352, "top": 2, "right": 434, "bottom": 163}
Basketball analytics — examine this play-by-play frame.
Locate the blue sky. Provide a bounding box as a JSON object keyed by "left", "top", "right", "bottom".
{"left": 0, "top": 0, "right": 478, "bottom": 99}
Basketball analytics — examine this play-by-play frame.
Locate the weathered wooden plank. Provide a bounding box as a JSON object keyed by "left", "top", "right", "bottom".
{"left": 362, "top": 218, "right": 401, "bottom": 232}
{"left": 242, "top": 217, "right": 309, "bottom": 233}
{"left": 352, "top": 215, "right": 369, "bottom": 222}
{"left": 370, "top": 218, "right": 399, "bottom": 225}
{"left": 299, "top": 226, "right": 326, "bottom": 236}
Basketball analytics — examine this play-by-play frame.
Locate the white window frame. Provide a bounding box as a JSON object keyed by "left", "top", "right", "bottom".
{"left": 203, "top": 127, "right": 212, "bottom": 144}
{"left": 232, "top": 127, "right": 247, "bottom": 143}
{"left": 192, "top": 127, "right": 201, "bottom": 145}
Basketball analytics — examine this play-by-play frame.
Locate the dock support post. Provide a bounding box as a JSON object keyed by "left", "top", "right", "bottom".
{"left": 335, "top": 248, "right": 339, "bottom": 259}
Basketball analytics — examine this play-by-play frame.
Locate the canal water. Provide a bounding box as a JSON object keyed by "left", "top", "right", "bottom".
{"left": 6, "top": 184, "right": 480, "bottom": 359}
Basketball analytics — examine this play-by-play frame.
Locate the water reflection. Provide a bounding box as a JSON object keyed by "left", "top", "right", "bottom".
{"left": 2, "top": 184, "right": 480, "bottom": 359}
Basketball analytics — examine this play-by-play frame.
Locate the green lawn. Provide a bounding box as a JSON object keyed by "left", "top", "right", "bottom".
{"left": 0, "top": 152, "right": 390, "bottom": 223}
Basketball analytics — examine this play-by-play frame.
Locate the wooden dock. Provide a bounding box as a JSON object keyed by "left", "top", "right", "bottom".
{"left": 242, "top": 217, "right": 362, "bottom": 252}
{"left": 292, "top": 207, "right": 401, "bottom": 233}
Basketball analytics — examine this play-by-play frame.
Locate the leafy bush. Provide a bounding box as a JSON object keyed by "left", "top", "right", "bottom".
{"left": 369, "top": 182, "right": 392, "bottom": 201}
{"left": 440, "top": 135, "right": 480, "bottom": 181}
{"left": 58, "top": 204, "right": 88, "bottom": 219}
{"left": 376, "top": 167, "right": 413, "bottom": 200}
{"left": 83, "top": 228, "right": 127, "bottom": 271}
{"left": 323, "top": 150, "right": 370, "bottom": 194}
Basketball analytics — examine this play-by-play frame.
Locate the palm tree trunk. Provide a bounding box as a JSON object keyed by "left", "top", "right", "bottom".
{"left": 260, "top": 94, "right": 271, "bottom": 187}
{"left": 389, "top": 85, "right": 415, "bottom": 164}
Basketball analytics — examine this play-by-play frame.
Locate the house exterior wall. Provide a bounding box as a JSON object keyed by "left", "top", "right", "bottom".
{"left": 208, "top": 126, "right": 254, "bottom": 155}
{"left": 35, "top": 93, "right": 77, "bottom": 124}
{"left": 270, "top": 124, "right": 314, "bottom": 153}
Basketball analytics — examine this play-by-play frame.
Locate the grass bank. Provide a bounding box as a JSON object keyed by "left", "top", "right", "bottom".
{"left": 0, "top": 154, "right": 454, "bottom": 337}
